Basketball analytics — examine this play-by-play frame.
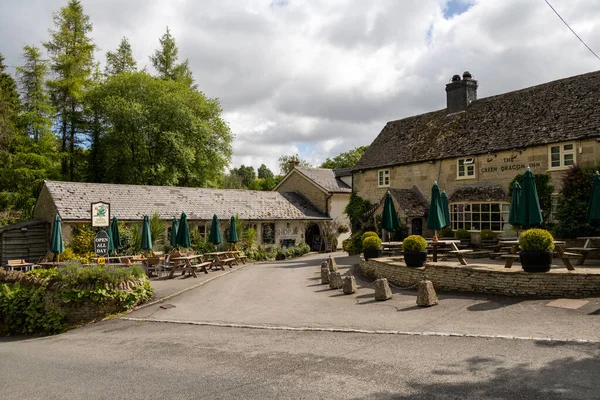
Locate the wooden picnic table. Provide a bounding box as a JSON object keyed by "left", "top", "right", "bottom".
{"left": 426, "top": 239, "right": 470, "bottom": 265}
{"left": 3, "top": 261, "right": 35, "bottom": 271}
{"left": 570, "top": 237, "right": 600, "bottom": 265}
{"left": 499, "top": 240, "right": 576, "bottom": 270}
{"left": 205, "top": 251, "right": 238, "bottom": 269}
{"left": 170, "top": 255, "right": 210, "bottom": 278}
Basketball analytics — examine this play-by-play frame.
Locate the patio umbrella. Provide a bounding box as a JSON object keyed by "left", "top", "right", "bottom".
{"left": 110, "top": 217, "right": 121, "bottom": 255}
{"left": 141, "top": 215, "right": 153, "bottom": 253}
{"left": 515, "top": 168, "right": 543, "bottom": 228}
{"left": 209, "top": 214, "right": 222, "bottom": 245}
{"left": 381, "top": 192, "right": 400, "bottom": 242}
{"left": 175, "top": 212, "right": 190, "bottom": 248}
{"left": 107, "top": 225, "right": 114, "bottom": 254}
{"left": 228, "top": 216, "right": 238, "bottom": 245}
{"left": 587, "top": 172, "right": 600, "bottom": 221}
{"left": 50, "top": 215, "right": 64, "bottom": 262}
{"left": 427, "top": 182, "right": 447, "bottom": 236}
{"left": 441, "top": 191, "right": 451, "bottom": 229}
{"left": 508, "top": 181, "right": 522, "bottom": 232}
{"left": 170, "top": 217, "right": 179, "bottom": 247}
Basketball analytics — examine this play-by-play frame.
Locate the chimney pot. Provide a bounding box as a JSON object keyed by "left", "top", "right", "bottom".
{"left": 446, "top": 71, "right": 478, "bottom": 114}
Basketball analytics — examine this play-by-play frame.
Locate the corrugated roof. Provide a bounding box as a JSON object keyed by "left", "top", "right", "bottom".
{"left": 42, "top": 181, "right": 330, "bottom": 221}
{"left": 295, "top": 167, "right": 352, "bottom": 193}
{"left": 354, "top": 70, "right": 600, "bottom": 171}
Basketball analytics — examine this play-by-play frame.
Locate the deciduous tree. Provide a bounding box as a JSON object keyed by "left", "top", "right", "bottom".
{"left": 320, "top": 146, "right": 368, "bottom": 169}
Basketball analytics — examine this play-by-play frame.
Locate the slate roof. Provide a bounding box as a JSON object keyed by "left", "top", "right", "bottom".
{"left": 449, "top": 184, "right": 507, "bottom": 203}
{"left": 333, "top": 167, "right": 353, "bottom": 178}
{"left": 295, "top": 167, "right": 352, "bottom": 193}
{"left": 40, "top": 181, "right": 330, "bottom": 221}
{"left": 363, "top": 187, "right": 428, "bottom": 218}
{"left": 389, "top": 188, "right": 429, "bottom": 217}
{"left": 354, "top": 70, "right": 600, "bottom": 171}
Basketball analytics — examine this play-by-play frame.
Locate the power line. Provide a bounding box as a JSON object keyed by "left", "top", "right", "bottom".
{"left": 544, "top": 0, "right": 600, "bottom": 62}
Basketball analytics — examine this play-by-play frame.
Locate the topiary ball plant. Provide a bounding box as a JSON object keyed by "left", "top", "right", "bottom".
{"left": 519, "top": 229, "right": 555, "bottom": 252}
{"left": 402, "top": 235, "right": 427, "bottom": 252}
{"left": 519, "top": 228, "right": 555, "bottom": 273}
{"left": 363, "top": 236, "right": 382, "bottom": 250}
{"left": 480, "top": 229, "right": 496, "bottom": 241}
{"left": 361, "top": 231, "right": 379, "bottom": 242}
{"left": 454, "top": 228, "right": 470, "bottom": 240}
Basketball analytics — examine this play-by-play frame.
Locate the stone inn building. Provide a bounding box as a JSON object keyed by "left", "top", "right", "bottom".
{"left": 33, "top": 181, "right": 331, "bottom": 248}
{"left": 353, "top": 70, "right": 600, "bottom": 240}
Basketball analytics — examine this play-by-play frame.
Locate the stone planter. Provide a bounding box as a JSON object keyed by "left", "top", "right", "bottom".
{"left": 404, "top": 250, "right": 427, "bottom": 268}
{"left": 363, "top": 248, "right": 382, "bottom": 261}
{"left": 519, "top": 251, "right": 553, "bottom": 273}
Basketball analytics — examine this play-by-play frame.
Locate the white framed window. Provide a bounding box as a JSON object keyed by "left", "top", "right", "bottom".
{"left": 457, "top": 158, "right": 475, "bottom": 179}
{"left": 450, "top": 202, "right": 510, "bottom": 232}
{"left": 378, "top": 169, "right": 390, "bottom": 187}
{"left": 548, "top": 142, "right": 576, "bottom": 170}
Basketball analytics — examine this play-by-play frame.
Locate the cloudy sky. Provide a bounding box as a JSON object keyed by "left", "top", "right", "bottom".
{"left": 1, "top": 0, "right": 599, "bottom": 174}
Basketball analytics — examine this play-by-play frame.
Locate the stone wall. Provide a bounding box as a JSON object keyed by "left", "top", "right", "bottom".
{"left": 276, "top": 171, "right": 328, "bottom": 213}
{"left": 360, "top": 257, "right": 600, "bottom": 298}
{"left": 354, "top": 139, "right": 600, "bottom": 206}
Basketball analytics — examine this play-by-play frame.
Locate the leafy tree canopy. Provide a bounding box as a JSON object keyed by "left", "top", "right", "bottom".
{"left": 230, "top": 165, "right": 256, "bottom": 188}
{"left": 258, "top": 164, "right": 274, "bottom": 180}
{"left": 278, "top": 154, "right": 311, "bottom": 175}
{"left": 320, "top": 145, "right": 368, "bottom": 169}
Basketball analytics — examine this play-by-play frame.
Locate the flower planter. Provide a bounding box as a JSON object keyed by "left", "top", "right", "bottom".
{"left": 404, "top": 250, "right": 427, "bottom": 268}
{"left": 363, "top": 248, "right": 382, "bottom": 261}
{"left": 519, "top": 251, "right": 553, "bottom": 273}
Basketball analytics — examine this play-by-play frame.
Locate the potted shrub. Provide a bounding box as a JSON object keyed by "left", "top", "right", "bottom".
{"left": 439, "top": 226, "right": 453, "bottom": 239}
{"left": 362, "top": 231, "right": 379, "bottom": 242}
{"left": 454, "top": 228, "right": 471, "bottom": 247}
{"left": 362, "top": 236, "right": 382, "bottom": 260}
{"left": 519, "top": 229, "right": 555, "bottom": 272}
{"left": 402, "top": 235, "right": 428, "bottom": 268}
{"left": 480, "top": 229, "right": 497, "bottom": 248}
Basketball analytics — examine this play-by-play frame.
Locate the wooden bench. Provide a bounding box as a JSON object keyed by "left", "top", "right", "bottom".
{"left": 220, "top": 257, "right": 237, "bottom": 268}
{"left": 488, "top": 252, "right": 506, "bottom": 260}
{"left": 565, "top": 247, "right": 597, "bottom": 265}
{"left": 236, "top": 255, "right": 248, "bottom": 264}
{"left": 449, "top": 249, "right": 472, "bottom": 266}
{"left": 500, "top": 254, "right": 520, "bottom": 268}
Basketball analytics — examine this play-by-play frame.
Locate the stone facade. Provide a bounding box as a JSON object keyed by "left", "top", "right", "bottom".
{"left": 360, "top": 257, "right": 600, "bottom": 298}
{"left": 276, "top": 171, "right": 328, "bottom": 213}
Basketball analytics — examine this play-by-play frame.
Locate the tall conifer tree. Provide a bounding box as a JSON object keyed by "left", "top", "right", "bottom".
{"left": 149, "top": 27, "right": 194, "bottom": 87}
{"left": 44, "top": 0, "right": 96, "bottom": 181}
{"left": 105, "top": 37, "right": 137, "bottom": 76}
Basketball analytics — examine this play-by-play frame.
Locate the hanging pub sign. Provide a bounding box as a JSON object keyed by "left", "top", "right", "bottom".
{"left": 91, "top": 201, "right": 110, "bottom": 227}
{"left": 94, "top": 230, "right": 110, "bottom": 257}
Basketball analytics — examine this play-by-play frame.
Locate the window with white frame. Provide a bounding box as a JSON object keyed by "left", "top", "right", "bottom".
{"left": 549, "top": 142, "right": 576, "bottom": 169}
{"left": 457, "top": 158, "right": 475, "bottom": 179}
{"left": 378, "top": 169, "right": 390, "bottom": 187}
{"left": 450, "top": 202, "right": 510, "bottom": 232}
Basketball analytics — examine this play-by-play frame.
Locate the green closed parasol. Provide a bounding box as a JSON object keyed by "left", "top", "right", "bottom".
{"left": 141, "top": 215, "right": 153, "bottom": 252}
{"left": 587, "top": 172, "right": 600, "bottom": 222}
{"left": 110, "top": 217, "right": 121, "bottom": 254}
{"left": 441, "top": 191, "right": 450, "bottom": 229}
{"left": 427, "top": 182, "right": 447, "bottom": 235}
{"left": 50, "top": 215, "right": 64, "bottom": 261}
{"left": 228, "top": 216, "right": 238, "bottom": 243}
{"left": 209, "top": 214, "right": 222, "bottom": 245}
{"left": 381, "top": 192, "right": 400, "bottom": 242}
{"left": 515, "top": 168, "right": 543, "bottom": 228}
{"left": 175, "top": 212, "right": 190, "bottom": 248}
{"left": 170, "top": 217, "right": 179, "bottom": 247}
{"left": 508, "top": 181, "right": 522, "bottom": 231}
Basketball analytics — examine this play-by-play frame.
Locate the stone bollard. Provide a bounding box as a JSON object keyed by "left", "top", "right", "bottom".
{"left": 342, "top": 276, "right": 357, "bottom": 294}
{"left": 321, "top": 266, "right": 330, "bottom": 284}
{"left": 321, "top": 260, "right": 328, "bottom": 269}
{"left": 416, "top": 279, "right": 438, "bottom": 307}
{"left": 374, "top": 278, "right": 392, "bottom": 301}
{"left": 329, "top": 271, "right": 343, "bottom": 289}
{"left": 328, "top": 257, "right": 338, "bottom": 272}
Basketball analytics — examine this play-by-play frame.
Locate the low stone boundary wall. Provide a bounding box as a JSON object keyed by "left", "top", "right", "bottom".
{"left": 360, "top": 257, "right": 600, "bottom": 298}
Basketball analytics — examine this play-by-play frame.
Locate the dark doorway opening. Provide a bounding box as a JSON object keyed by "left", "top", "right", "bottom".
{"left": 411, "top": 218, "right": 423, "bottom": 236}
{"left": 305, "top": 223, "right": 321, "bottom": 251}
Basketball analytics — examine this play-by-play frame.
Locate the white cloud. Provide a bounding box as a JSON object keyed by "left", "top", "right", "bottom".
{"left": 1, "top": 0, "right": 600, "bottom": 176}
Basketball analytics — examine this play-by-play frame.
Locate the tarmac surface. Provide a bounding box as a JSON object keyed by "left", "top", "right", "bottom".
{"left": 130, "top": 251, "right": 600, "bottom": 342}
{"left": 2, "top": 252, "right": 600, "bottom": 399}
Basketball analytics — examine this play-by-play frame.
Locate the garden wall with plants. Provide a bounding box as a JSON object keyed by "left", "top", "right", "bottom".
{"left": 360, "top": 257, "right": 600, "bottom": 298}
{"left": 0, "top": 265, "right": 152, "bottom": 336}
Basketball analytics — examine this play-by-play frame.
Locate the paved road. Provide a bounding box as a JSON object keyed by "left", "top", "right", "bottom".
{"left": 2, "top": 320, "right": 599, "bottom": 399}
{"left": 2, "top": 252, "right": 600, "bottom": 399}
{"left": 130, "top": 252, "right": 600, "bottom": 342}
